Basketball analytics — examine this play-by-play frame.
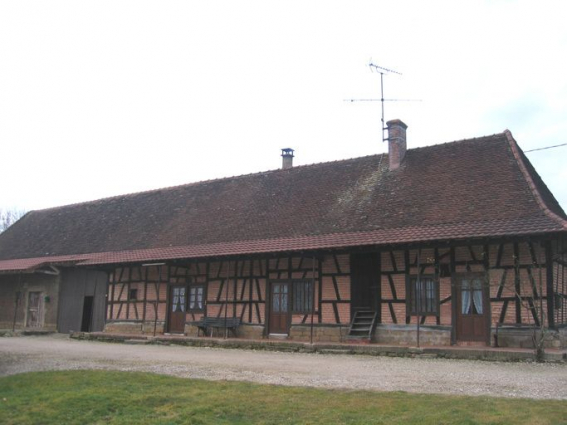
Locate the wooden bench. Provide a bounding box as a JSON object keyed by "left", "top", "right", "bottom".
{"left": 196, "top": 317, "right": 241, "bottom": 337}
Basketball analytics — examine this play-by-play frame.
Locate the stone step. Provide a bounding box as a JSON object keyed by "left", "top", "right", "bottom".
{"left": 124, "top": 339, "right": 150, "bottom": 345}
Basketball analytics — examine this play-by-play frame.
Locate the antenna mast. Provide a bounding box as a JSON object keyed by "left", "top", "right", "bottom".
{"left": 346, "top": 63, "right": 419, "bottom": 143}
{"left": 368, "top": 63, "right": 402, "bottom": 142}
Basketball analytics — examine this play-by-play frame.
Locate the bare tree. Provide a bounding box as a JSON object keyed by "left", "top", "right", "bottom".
{"left": 0, "top": 208, "right": 26, "bottom": 233}
{"left": 493, "top": 243, "right": 548, "bottom": 362}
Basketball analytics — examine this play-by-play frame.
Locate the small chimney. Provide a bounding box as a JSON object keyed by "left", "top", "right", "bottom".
{"left": 386, "top": 119, "right": 408, "bottom": 170}
{"left": 281, "top": 148, "right": 294, "bottom": 169}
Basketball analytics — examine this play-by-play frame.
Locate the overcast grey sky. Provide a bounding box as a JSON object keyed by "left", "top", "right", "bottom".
{"left": 1, "top": 0, "right": 566, "bottom": 213}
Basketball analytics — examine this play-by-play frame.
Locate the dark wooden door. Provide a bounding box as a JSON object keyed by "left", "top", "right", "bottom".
{"left": 269, "top": 282, "right": 290, "bottom": 334}
{"left": 168, "top": 286, "right": 187, "bottom": 333}
{"left": 456, "top": 275, "right": 489, "bottom": 343}
{"left": 350, "top": 253, "right": 380, "bottom": 317}
{"left": 26, "top": 291, "right": 42, "bottom": 328}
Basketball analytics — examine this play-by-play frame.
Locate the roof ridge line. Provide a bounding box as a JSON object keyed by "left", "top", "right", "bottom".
{"left": 407, "top": 131, "right": 508, "bottom": 152}
{"left": 504, "top": 129, "right": 567, "bottom": 230}
{"left": 31, "top": 152, "right": 385, "bottom": 213}
{"left": 28, "top": 133, "right": 509, "bottom": 213}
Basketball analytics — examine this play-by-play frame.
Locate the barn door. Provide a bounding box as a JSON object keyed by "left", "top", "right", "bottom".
{"left": 269, "top": 281, "right": 290, "bottom": 334}
{"left": 456, "top": 274, "right": 489, "bottom": 343}
{"left": 168, "top": 286, "right": 186, "bottom": 333}
{"left": 26, "top": 292, "right": 43, "bottom": 328}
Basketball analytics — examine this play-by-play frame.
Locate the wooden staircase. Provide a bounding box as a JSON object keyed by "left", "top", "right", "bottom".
{"left": 347, "top": 310, "right": 378, "bottom": 341}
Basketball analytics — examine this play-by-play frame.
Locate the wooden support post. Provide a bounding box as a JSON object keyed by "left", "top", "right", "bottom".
{"left": 104, "top": 272, "right": 110, "bottom": 325}
{"left": 310, "top": 256, "right": 315, "bottom": 344}
{"left": 450, "top": 247, "right": 456, "bottom": 345}
{"left": 514, "top": 243, "right": 522, "bottom": 324}
{"left": 126, "top": 267, "right": 131, "bottom": 320}
{"left": 546, "top": 241, "right": 556, "bottom": 329}
{"left": 416, "top": 248, "right": 421, "bottom": 348}
{"left": 484, "top": 244, "right": 491, "bottom": 345}
{"left": 404, "top": 249, "right": 410, "bottom": 324}
{"left": 233, "top": 260, "right": 238, "bottom": 319}
{"left": 318, "top": 258, "right": 323, "bottom": 324}
{"left": 204, "top": 261, "right": 210, "bottom": 318}
{"left": 109, "top": 271, "right": 116, "bottom": 320}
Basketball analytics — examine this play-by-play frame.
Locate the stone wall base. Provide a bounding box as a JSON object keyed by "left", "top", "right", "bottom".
{"left": 289, "top": 324, "right": 348, "bottom": 342}
{"left": 0, "top": 324, "right": 57, "bottom": 333}
{"left": 99, "top": 321, "right": 566, "bottom": 349}
{"left": 105, "top": 321, "right": 165, "bottom": 335}
{"left": 493, "top": 327, "right": 565, "bottom": 349}
{"left": 374, "top": 324, "right": 452, "bottom": 346}
{"left": 236, "top": 324, "right": 264, "bottom": 339}
{"left": 184, "top": 323, "right": 200, "bottom": 337}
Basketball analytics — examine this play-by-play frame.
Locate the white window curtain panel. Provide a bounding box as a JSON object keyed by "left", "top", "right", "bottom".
{"left": 461, "top": 279, "right": 471, "bottom": 314}
{"left": 472, "top": 279, "right": 483, "bottom": 314}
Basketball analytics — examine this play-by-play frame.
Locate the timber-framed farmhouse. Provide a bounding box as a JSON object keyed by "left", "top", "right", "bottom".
{"left": 1, "top": 119, "right": 566, "bottom": 348}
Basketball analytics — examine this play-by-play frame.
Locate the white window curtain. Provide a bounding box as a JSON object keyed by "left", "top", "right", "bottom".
{"left": 189, "top": 288, "right": 196, "bottom": 310}
{"left": 472, "top": 279, "right": 483, "bottom": 314}
{"left": 173, "top": 288, "right": 185, "bottom": 312}
{"left": 461, "top": 279, "right": 471, "bottom": 314}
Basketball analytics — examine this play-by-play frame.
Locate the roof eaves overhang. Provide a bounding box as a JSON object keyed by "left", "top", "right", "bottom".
{"left": 505, "top": 129, "right": 567, "bottom": 231}
{"left": 1, "top": 225, "right": 565, "bottom": 272}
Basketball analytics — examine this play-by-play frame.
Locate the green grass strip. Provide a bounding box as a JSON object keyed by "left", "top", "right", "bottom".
{"left": 0, "top": 370, "right": 566, "bottom": 424}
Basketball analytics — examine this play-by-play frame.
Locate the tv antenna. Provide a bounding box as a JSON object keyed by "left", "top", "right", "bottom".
{"left": 345, "top": 62, "right": 420, "bottom": 142}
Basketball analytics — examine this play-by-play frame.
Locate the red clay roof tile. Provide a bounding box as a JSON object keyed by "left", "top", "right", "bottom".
{"left": 0, "top": 130, "right": 565, "bottom": 271}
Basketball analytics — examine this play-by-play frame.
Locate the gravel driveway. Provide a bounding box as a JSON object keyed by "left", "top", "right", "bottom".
{"left": 1, "top": 334, "right": 566, "bottom": 400}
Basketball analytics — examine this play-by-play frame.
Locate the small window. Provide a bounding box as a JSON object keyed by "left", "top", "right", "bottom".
{"left": 292, "top": 280, "right": 313, "bottom": 314}
{"left": 554, "top": 293, "right": 563, "bottom": 310}
{"left": 128, "top": 288, "right": 138, "bottom": 300}
{"left": 188, "top": 285, "right": 204, "bottom": 311}
{"left": 408, "top": 276, "right": 438, "bottom": 316}
{"left": 439, "top": 264, "right": 451, "bottom": 278}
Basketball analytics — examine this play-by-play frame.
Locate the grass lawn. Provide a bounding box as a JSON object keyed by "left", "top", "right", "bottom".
{"left": 0, "top": 371, "right": 565, "bottom": 424}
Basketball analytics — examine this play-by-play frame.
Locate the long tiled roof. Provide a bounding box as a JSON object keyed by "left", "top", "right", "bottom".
{"left": 0, "top": 130, "right": 565, "bottom": 271}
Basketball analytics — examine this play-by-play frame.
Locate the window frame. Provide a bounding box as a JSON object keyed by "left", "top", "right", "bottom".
{"left": 406, "top": 274, "right": 439, "bottom": 316}
{"left": 187, "top": 284, "right": 205, "bottom": 312}
{"left": 459, "top": 275, "right": 485, "bottom": 316}
{"left": 128, "top": 288, "right": 138, "bottom": 301}
{"left": 291, "top": 279, "right": 314, "bottom": 314}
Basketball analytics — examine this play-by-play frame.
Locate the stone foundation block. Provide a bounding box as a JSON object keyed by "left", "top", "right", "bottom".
{"left": 184, "top": 323, "right": 199, "bottom": 337}
{"left": 142, "top": 322, "right": 165, "bottom": 335}
{"left": 289, "top": 325, "right": 348, "bottom": 342}
{"left": 236, "top": 324, "right": 264, "bottom": 339}
{"left": 105, "top": 322, "right": 143, "bottom": 334}
{"left": 374, "top": 324, "right": 451, "bottom": 346}
{"left": 493, "top": 328, "right": 565, "bottom": 349}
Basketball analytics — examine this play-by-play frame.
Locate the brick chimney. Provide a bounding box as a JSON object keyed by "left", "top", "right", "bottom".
{"left": 281, "top": 148, "right": 294, "bottom": 169}
{"left": 386, "top": 119, "right": 408, "bottom": 170}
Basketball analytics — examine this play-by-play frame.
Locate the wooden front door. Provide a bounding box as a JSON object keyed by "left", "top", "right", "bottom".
{"left": 26, "top": 291, "right": 43, "bottom": 328}
{"left": 350, "top": 253, "right": 380, "bottom": 317}
{"left": 456, "top": 274, "right": 489, "bottom": 343}
{"left": 168, "top": 286, "right": 187, "bottom": 333}
{"left": 269, "top": 282, "right": 290, "bottom": 334}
